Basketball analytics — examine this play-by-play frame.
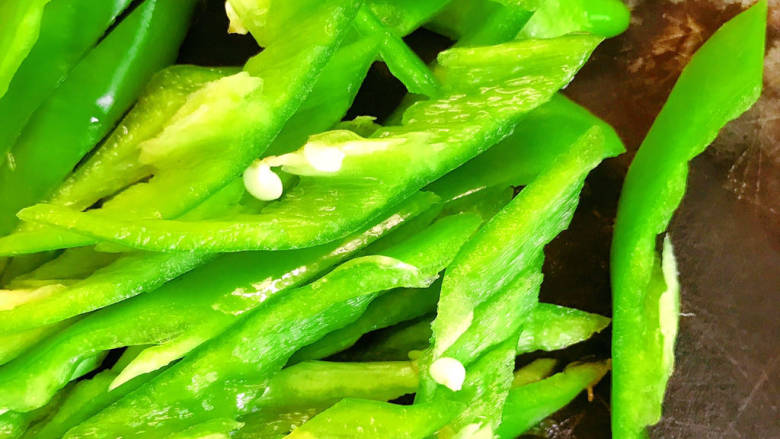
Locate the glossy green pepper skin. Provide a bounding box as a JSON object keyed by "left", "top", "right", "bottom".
{"left": 0, "top": 0, "right": 134, "bottom": 162}
{"left": 611, "top": 2, "right": 766, "bottom": 438}
{"left": 0, "top": 0, "right": 197, "bottom": 235}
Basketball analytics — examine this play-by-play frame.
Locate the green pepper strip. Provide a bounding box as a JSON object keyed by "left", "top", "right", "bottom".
{"left": 0, "top": 0, "right": 134, "bottom": 162}
{"left": 289, "top": 281, "right": 441, "bottom": 364}
{"left": 19, "top": 35, "right": 602, "bottom": 253}
{"left": 497, "top": 360, "right": 611, "bottom": 438}
{"left": 286, "top": 333, "right": 509, "bottom": 439}
{"left": 611, "top": 2, "right": 766, "bottom": 438}
{"left": 0, "top": 0, "right": 197, "bottom": 235}
{"left": 0, "top": 0, "right": 51, "bottom": 99}
{"left": 0, "top": 0, "right": 361, "bottom": 250}
{"left": 516, "top": 303, "right": 611, "bottom": 353}
{"left": 231, "top": 361, "right": 420, "bottom": 438}
{"left": 426, "top": 93, "right": 624, "bottom": 205}
{"left": 63, "top": 214, "right": 480, "bottom": 438}
{"left": 252, "top": 361, "right": 418, "bottom": 411}
{"left": 354, "top": 6, "right": 440, "bottom": 97}
{"left": 0, "top": 193, "right": 435, "bottom": 414}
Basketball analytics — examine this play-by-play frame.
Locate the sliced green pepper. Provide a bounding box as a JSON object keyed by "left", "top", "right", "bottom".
{"left": 0, "top": 0, "right": 197, "bottom": 235}
{"left": 289, "top": 281, "right": 441, "bottom": 364}
{"left": 63, "top": 214, "right": 479, "bottom": 438}
{"left": 20, "top": 35, "right": 603, "bottom": 252}
{"left": 497, "top": 360, "right": 611, "bottom": 438}
{"left": 0, "top": 0, "right": 134, "bottom": 162}
{"left": 0, "top": 0, "right": 367, "bottom": 255}
{"left": 0, "top": 251, "right": 209, "bottom": 335}
{"left": 516, "top": 303, "right": 611, "bottom": 354}
{"left": 611, "top": 2, "right": 766, "bottom": 438}
{"left": 0, "top": 193, "right": 434, "bottom": 414}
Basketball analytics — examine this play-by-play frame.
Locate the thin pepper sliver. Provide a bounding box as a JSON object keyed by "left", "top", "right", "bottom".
{"left": 610, "top": 2, "right": 766, "bottom": 438}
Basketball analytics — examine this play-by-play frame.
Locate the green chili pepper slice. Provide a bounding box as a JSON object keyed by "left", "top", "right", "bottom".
{"left": 611, "top": 2, "right": 766, "bottom": 438}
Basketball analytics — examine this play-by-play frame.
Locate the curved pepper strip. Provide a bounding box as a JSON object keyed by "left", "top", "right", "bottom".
{"left": 496, "top": 360, "right": 611, "bottom": 438}
{"left": 0, "top": 0, "right": 134, "bottom": 162}
{"left": 20, "top": 35, "right": 603, "bottom": 253}
{"left": 0, "top": 0, "right": 196, "bottom": 235}
{"left": 0, "top": 0, "right": 51, "bottom": 99}
{"left": 429, "top": 127, "right": 622, "bottom": 369}
{"left": 611, "top": 3, "right": 766, "bottom": 438}
{"left": 62, "top": 214, "right": 480, "bottom": 438}
{"left": 0, "top": 193, "right": 435, "bottom": 414}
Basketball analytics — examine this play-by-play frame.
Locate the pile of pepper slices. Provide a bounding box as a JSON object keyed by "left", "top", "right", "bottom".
{"left": 0, "top": 0, "right": 767, "bottom": 438}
